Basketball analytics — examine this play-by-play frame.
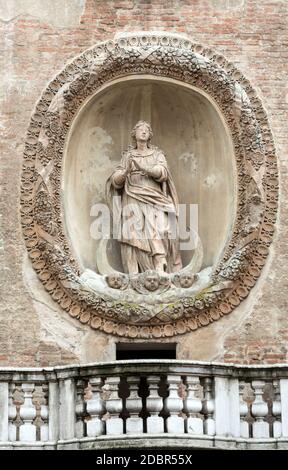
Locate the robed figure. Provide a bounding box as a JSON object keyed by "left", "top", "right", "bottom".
{"left": 106, "top": 121, "right": 182, "bottom": 274}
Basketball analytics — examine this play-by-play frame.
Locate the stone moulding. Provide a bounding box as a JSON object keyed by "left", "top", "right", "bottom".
{"left": 21, "top": 32, "right": 278, "bottom": 338}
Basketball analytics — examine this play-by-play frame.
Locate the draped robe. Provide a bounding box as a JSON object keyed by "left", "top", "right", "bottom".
{"left": 106, "top": 147, "right": 182, "bottom": 274}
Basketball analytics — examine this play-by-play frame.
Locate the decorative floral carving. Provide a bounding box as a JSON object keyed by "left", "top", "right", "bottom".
{"left": 21, "top": 33, "right": 278, "bottom": 338}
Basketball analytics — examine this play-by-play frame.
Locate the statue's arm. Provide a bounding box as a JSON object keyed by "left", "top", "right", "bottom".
{"left": 111, "top": 153, "right": 130, "bottom": 188}
{"left": 111, "top": 169, "right": 126, "bottom": 188}
{"left": 150, "top": 151, "right": 168, "bottom": 182}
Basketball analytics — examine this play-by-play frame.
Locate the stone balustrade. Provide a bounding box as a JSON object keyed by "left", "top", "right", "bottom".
{"left": 0, "top": 360, "right": 288, "bottom": 450}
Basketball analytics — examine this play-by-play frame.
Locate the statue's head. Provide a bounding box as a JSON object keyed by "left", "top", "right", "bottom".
{"left": 179, "top": 272, "right": 195, "bottom": 288}
{"left": 131, "top": 121, "right": 153, "bottom": 148}
{"left": 143, "top": 270, "right": 160, "bottom": 291}
{"left": 106, "top": 273, "right": 125, "bottom": 289}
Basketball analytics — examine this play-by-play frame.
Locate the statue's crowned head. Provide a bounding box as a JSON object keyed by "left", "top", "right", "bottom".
{"left": 131, "top": 120, "right": 153, "bottom": 148}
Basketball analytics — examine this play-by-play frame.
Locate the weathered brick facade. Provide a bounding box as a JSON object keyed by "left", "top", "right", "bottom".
{"left": 1, "top": 0, "right": 287, "bottom": 366}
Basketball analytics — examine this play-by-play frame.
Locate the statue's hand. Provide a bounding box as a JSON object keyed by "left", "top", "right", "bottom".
{"left": 132, "top": 159, "right": 162, "bottom": 179}
{"left": 148, "top": 165, "right": 162, "bottom": 179}
{"left": 131, "top": 158, "right": 148, "bottom": 174}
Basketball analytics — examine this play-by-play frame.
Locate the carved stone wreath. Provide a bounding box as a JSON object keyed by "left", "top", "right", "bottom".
{"left": 21, "top": 32, "right": 278, "bottom": 338}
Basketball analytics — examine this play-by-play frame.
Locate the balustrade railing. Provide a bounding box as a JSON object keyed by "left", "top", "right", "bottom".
{"left": 0, "top": 361, "right": 288, "bottom": 449}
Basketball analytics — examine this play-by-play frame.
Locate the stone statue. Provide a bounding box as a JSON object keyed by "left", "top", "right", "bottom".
{"left": 106, "top": 121, "right": 182, "bottom": 274}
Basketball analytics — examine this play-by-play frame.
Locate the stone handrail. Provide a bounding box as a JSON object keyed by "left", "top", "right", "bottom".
{"left": 0, "top": 360, "right": 288, "bottom": 450}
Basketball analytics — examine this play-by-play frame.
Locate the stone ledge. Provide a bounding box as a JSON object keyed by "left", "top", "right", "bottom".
{"left": 1, "top": 435, "right": 288, "bottom": 451}
{"left": 1, "top": 360, "right": 288, "bottom": 381}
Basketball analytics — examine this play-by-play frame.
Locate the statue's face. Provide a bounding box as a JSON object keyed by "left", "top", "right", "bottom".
{"left": 135, "top": 124, "right": 150, "bottom": 142}
{"left": 179, "top": 273, "right": 195, "bottom": 288}
{"left": 144, "top": 273, "right": 159, "bottom": 291}
{"left": 107, "top": 274, "right": 123, "bottom": 289}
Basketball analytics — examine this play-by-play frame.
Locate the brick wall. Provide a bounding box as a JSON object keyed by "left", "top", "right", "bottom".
{"left": 1, "top": 0, "right": 288, "bottom": 365}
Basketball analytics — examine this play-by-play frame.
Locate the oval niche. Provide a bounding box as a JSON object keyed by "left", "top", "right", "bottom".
{"left": 63, "top": 76, "right": 236, "bottom": 273}
{"left": 21, "top": 32, "right": 278, "bottom": 338}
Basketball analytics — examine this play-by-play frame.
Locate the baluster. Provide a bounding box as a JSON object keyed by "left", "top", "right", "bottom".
{"left": 239, "top": 382, "right": 249, "bottom": 438}
{"left": 280, "top": 379, "right": 288, "bottom": 437}
{"left": 8, "top": 384, "right": 17, "bottom": 441}
{"left": 202, "top": 377, "right": 215, "bottom": 436}
{"left": 164, "top": 375, "right": 185, "bottom": 434}
{"left": 105, "top": 376, "right": 123, "bottom": 435}
{"left": 0, "top": 382, "right": 9, "bottom": 442}
{"left": 126, "top": 376, "right": 143, "bottom": 434}
{"left": 183, "top": 376, "right": 203, "bottom": 435}
{"left": 19, "top": 383, "right": 37, "bottom": 441}
{"left": 251, "top": 380, "right": 269, "bottom": 438}
{"left": 86, "top": 377, "right": 105, "bottom": 437}
{"left": 40, "top": 384, "right": 49, "bottom": 441}
{"left": 272, "top": 380, "right": 282, "bottom": 438}
{"left": 146, "top": 375, "right": 164, "bottom": 434}
{"left": 75, "top": 379, "right": 86, "bottom": 438}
